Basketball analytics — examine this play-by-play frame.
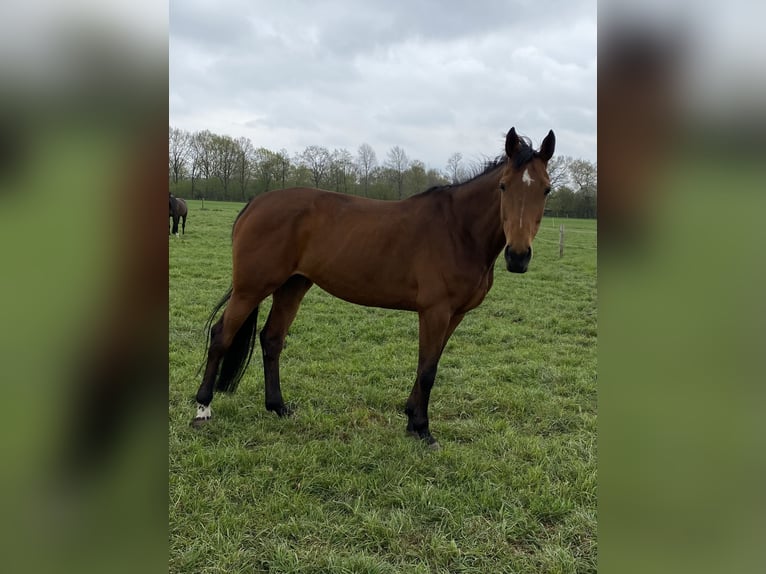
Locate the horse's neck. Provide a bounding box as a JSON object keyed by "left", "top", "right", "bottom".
{"left": 451, "top": 169, "right": 506, "bottom": 268}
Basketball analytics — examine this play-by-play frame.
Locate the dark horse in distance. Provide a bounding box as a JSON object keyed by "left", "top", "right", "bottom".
{"left": 192, "top": 127, "right": 555, "bottom": 448}
{"left": 169, "top": 193, "right": 188, "bottom": 235}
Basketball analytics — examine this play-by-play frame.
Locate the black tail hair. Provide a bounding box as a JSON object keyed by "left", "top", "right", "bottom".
{"left": 199, "top": 286, "right": 260, "bottom": 394}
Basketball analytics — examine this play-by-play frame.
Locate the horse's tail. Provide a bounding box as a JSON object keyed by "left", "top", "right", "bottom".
{"left": 200, "top": 286, "right": 260, "bottom": 394}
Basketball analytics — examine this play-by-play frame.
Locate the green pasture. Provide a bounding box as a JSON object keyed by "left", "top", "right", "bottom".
{"left": 169, "top": 199, "right": 597, "bottom": 573}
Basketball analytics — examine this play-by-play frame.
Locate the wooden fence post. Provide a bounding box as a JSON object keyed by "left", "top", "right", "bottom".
{"left": 559, "top": 224, "right": 564, "bottom": 258}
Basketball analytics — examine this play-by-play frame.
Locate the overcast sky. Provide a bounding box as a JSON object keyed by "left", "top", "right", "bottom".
{"left": 170, "top": 0, "right": 596, "bottom": 171}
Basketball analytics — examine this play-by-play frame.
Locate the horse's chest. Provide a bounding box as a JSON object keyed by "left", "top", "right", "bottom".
{"left": 456, "top": 268, "right": 494, "bottom": 313}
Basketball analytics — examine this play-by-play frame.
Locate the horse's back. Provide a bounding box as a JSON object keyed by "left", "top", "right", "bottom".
{"left": 233, "top": 187, "right": 405, "bottom": 238}
{"left": 235, "top": 186, "right": 431, "bottom": 240}
{"left": 239, "top": 187, "right": 383, "bottom": 213}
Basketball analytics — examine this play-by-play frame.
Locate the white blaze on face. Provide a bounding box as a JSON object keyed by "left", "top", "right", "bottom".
{"left": 522, "top": 168, "right": 534, "bottom": 186}
{"left": 517, "top": 168, "right": 535, "bottom": 229}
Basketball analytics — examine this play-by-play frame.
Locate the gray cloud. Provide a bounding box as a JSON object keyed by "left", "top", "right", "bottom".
{"left": 170, "top": 0, "right": 596, "bottom": 169}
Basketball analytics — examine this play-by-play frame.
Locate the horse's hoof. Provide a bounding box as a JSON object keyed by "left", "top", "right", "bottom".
{"left": 421, "top": 433, "right": 440, "bottom": 449}
{"left": 267, "top": 402, "right": 294, "bottom": 417}
{"left": 191, "top": 403, "right": 212, "bottom": 428}
{"left": 277, "top": 404, "right": 294, "bottom": 417}
{"left": 407, "top": 429, "right": 440, "bottom": 450}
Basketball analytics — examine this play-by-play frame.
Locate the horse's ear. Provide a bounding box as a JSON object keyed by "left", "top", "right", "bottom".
{"left": 539, "top": 129, "right": 556, "bottom": 162}
{"left": 505, "top": 127, "right": 521, "bottom": 157}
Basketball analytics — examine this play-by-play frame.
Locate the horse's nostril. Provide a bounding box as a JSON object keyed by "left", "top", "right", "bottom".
{"left": 505, "top": 245, "right": 531, "bottom": 262}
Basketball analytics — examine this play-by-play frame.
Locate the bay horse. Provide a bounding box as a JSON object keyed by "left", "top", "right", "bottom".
{"left": 169, "top": 193, "right": 188, "bottom": 235}
{"left": 192, "top": 127, "right": 555, "bottom": 448}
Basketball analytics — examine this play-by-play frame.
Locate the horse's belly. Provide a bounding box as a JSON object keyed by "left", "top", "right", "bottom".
{"left": 308, "top": 272, "right": 419, "bottom": 311}
{"left": 298, "top": 254, "right": 419, "bottom": 311}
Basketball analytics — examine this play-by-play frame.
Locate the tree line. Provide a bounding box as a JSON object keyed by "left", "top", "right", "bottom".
{"left": 169, "top": 126, "right": 596, "bottom": 218}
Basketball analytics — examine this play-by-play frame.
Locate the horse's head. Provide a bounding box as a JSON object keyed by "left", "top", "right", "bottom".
{"left": 498, "top": 127, "right": 556, "bottom": 273}
{"left": 169, "top": 193, "right": 175, "bottom": 216}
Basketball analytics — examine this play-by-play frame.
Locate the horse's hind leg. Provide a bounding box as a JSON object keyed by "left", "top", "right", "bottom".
{"left": 192, "top": 292, "right": 261, "bottom": 426}
{"left": 193, "top": 316, "right": 224, "bottom": 425}
{"left": 260, "top": 275, "right": 313, "bottom": 416}
{"left": 181, "top": 215, "right": 186, "bottom": 235}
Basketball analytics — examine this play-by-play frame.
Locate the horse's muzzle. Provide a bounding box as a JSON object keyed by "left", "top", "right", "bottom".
{"left": 505, "top": 245, "right": 531, "bottom": 273}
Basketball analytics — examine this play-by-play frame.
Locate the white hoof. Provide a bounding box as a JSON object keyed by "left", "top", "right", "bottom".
{"left": 196, "top": 403, "right": 212, "bottom": 420}
{"left": 191, "top": 403, "right": 212, "bottom": 428}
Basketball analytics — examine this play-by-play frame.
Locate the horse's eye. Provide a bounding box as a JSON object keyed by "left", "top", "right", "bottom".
{"left": 499, "top": 182, "right": 506, "bottom": 192}
{"left": 544, "top": 186, "right": 551, "bottom": 196}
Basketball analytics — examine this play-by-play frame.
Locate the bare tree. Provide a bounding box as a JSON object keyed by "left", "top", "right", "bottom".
{"left": 569, "top": 159, "right": 597, "bottom": 219}
{"left": 235, "top": 137, "right": 255, "bottom": 201}
{"left": 253, "top": 147, "right": 280, "bottom": 194}
{"left": 446, "top": 152, "right": 465, "bottom": 184}
{"left": 545, "top": 158, "right": 598, "bottom": 218}
{"left": 547, "top": 155, "right": 573, "bottom": 190}
{"left": 275, "top": 148, "right": 291, "bottom": 189}
{"left": 356, "top": 143, "right": 377, "bottom": 196}
{"left": 189, "top": 130, "right": 214, "bottom": 202}
{"left": 169, "top": 126, "right": 190, "bottom": 184}
{"left": 331, "top": 148, "right": 355, "bottom": 194}
{"left": 385, "top": 145, "right": 410, "bottom": 199}
{"left": 210, "top": 134, "right": 239, "bottom": 199}
{"left": 299, "top": 145, "right": 332, "bottom": 188}
{"left": 568, "top": 158, "right": 597, "bottom": 193}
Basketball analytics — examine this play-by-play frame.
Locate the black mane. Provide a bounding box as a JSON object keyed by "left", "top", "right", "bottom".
{"left": 419, "top": 134, "right": 538, "bottom": 197}
{"left": 419, "top": 156, "right": 505, "bottom": 196}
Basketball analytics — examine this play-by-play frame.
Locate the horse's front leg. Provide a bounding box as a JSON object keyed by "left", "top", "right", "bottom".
{"left": 404, "top": 307, "right": 453, "bottom": 449}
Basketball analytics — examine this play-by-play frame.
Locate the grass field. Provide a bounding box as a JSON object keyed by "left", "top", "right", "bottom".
{"left": 169, "top": 199, "right": 597, "bottom": 573}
